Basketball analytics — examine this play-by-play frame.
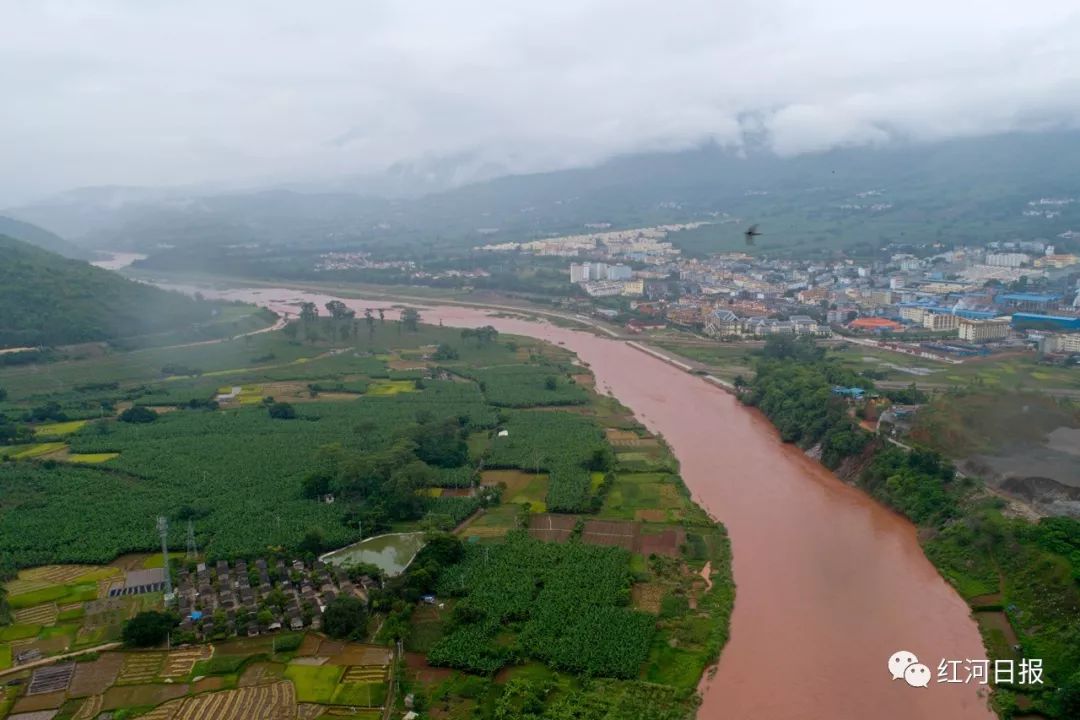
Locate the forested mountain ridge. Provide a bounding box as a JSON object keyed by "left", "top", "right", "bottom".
{"left": 0, "top": 235, "right": 214, "bottom": 347}
{"left": 8, "top": 130, "right": 1080, "bottom": 261}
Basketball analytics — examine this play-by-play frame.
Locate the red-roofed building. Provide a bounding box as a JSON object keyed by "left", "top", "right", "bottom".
{"left": 848, "top": 317, "right": 903, "bottom": 333}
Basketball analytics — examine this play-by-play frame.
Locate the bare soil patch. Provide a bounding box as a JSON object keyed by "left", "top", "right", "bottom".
{"left": 68, "top": 654, "right": 124, "bottom": 697}
{"left": 631, "top": 583, "right": 665, "bottom": 613}
{"left": 329, "top": 644, "right": 391, "bottom": 666}
{"left": 102, "top": 682, "right": 188, "bottom": 711}
{"left": 404, "top": 652, "right": 456, "bottom": 683}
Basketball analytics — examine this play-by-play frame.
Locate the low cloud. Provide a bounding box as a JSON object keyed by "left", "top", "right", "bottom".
{"left": 2, "top": 0, "right": 1079, "bottom": 203}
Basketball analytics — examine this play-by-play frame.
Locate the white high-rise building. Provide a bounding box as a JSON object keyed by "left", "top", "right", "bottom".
{"left": 985, "top": 252, "right": 1029, "bottom": 268}
{"left": 570, "top": 263, "right": 588, "bottom": 283}
{"left": 608, "top": 264, "right": 632, "bottom": 281}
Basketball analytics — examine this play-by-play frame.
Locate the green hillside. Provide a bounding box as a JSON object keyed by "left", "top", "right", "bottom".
{"left": 0, "top": 235, "right": 216, "bottom": 347}
{"left": 0, "top": 215, "right": 90, "bottom": 259}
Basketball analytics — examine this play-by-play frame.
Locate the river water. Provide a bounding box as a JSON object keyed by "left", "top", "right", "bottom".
{"left": 178, "top": 286, "right": 993, "bottom": 720}
{"left": 90, "top": 251, "right": 147, "bottom": 270}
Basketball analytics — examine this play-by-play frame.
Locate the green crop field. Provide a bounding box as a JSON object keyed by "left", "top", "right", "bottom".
{"left": 453, "top": 364, "right": 589, "bottom": 407}
{"left": 0, "top": 320, "right": 623, "bottom": 566}
{"left": 430, "top": 532, "right": 653, "bottom": 677}
{"left": 284, "top": 663, "right": 344, "bottom": 703}
{"left": 487, "top": 411, "right": 608, "bottom": 512}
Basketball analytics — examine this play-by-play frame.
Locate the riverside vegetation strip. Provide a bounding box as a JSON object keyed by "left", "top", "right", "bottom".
{"left": 742, "top": 334, "right": 1080, "bottom": 719}
{"left": 0, "top": 312, "right": 734, "bottom": 719}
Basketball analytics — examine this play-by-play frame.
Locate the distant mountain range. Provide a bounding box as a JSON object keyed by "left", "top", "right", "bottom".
{"left": 0, "top": 235, "right": 215, "bottom": 348}
{"left": 6, "top": 130, "right": 1080, "bottom": 259}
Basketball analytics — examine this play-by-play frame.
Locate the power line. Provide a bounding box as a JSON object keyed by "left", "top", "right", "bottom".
{"left": 185, "top": 520, "right": 198, "bottom": 560}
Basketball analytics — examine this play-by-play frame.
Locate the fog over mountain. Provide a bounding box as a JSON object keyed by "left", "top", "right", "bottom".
{"left": 3, "top": 1, "right": 1080, "bottom": 206}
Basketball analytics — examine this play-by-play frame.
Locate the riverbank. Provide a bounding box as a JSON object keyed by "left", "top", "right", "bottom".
{"left": 738, "top": 338, "right": 1079, "bottom": 719}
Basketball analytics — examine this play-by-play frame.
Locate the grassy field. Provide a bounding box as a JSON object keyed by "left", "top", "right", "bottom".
{"left": 652, "top": 341, "right": 757, "bottom": 381}
{"left": 33, "top": 420, "right": 88, "bottom": 436}
{"left": 283, "top": 663, "right": 344, "bottom": 703}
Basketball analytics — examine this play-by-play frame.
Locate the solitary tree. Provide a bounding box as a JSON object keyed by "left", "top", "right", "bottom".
{"left": 268, "top": 402, "right": 297, "bottom": 420}
{"left": 364, "top": 309, "right": 375, "bottom": 340}
{"left": 322, "top": 595, "right": 369, "bottom": 640}
{"left": 433, "top": 344, "right": 459, "bottom": 361}
{"left": 299, "top": 302, "right": 320, "bottom": 342}
{"left": 325, "top": 300, "right": 351, "bottom": 320}
{"left": 122, "top": 611, "right": 177, "bottom": 647}
{"left": 401, "top": 308, "right": 421, "bottom": 332}
{"left": 298, "top": 527, "right": 326, "bottom": 556}
{"left": 119, "top": 406, "right": 158, "bottom": 424}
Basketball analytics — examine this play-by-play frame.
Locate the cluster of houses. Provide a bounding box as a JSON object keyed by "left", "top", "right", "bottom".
{"left": 173, "top": 557, "right": 372, "bottom": 639}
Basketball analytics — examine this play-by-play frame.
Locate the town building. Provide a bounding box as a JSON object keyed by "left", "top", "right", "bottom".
{"left": 827, "top": 307, "right": 856, "bottom": 324}
{"left": 848, "top": 317, "right": 903, "bottom": 333}
{"left": 704, "top": 309, "right": 740, "bottom": 337}
{"left": 788, "top": 315, "right": 822, "bottom": 335}
{"left": 899, "top": 305, "right": 928, "bottom": 323}
{"left": 581, "top": 280, "right": 622, "bottom": 297}
{"left": 922, "top": 312, "right": 960, "bottom": 331}
{"left": 996, "top": 293, "right": 1060, "bottom": 313}
{"left": 1038, "top": 333, "right": 1080, "bottom": 353}
{"left": 1034, "top": 254, "right": 1080, "bottom": 269}
{"left": 985, "top": 252, "right": 1030, "bottom": 268}
{"left": 1011, "top": 313, "right": 1080, "bottom": 332}
{"left": 957, "top": 317, "right": 1011, "bottom": 342}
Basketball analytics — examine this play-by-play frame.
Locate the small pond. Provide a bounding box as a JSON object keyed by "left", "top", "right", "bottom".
{"left": 319, "top": 532, "right": 426, "bottom": 576}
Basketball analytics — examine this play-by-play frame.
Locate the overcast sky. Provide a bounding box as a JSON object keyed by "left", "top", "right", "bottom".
{"left": 2, "top": 0, "right": 1079, "bottom": 205}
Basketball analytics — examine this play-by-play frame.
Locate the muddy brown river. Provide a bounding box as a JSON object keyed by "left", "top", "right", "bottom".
{"left": 183, "top": 286, "right": 994, "bottom": 720}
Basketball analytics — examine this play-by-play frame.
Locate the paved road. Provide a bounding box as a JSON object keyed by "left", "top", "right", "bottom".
{"left": 0, "top": 642, "right": 122, "bottom": 678}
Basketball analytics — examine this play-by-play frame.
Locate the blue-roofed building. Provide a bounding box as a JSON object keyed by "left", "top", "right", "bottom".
{"left": 1011, "top": 313, "right": 1080, "bottom": 332}
{"left": 995, "top": 293, "right": 1061, "bottom": 312}
{"left": 831, "top": 386, "right": 866, "bottom": 399}
{"left": 953, "top": 309, "right": 999, "bottom": 320}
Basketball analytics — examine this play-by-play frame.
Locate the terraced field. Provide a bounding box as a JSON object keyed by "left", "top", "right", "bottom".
{"left": 150, "top": 681, "right": 297, "bottom": 720}
{"left": 116, "top": 652, "right": 166, "bottom": 684}
{"left": 160, "top": 646, "right": 213, "bottom": 678}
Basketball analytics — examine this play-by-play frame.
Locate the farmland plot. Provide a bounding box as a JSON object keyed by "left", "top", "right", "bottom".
{"left": 487, "top": 411, "right": 607, "bottom": 512}
{"left": 147, "top": 681, "right": 297, "bottom": 720}
{"left": 431, "top": 531, "right": 654, "bottom": 677}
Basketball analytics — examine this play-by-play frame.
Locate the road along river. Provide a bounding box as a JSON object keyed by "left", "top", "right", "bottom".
{"left": 182, "top": 285, "right": 994, "bottom": 720}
